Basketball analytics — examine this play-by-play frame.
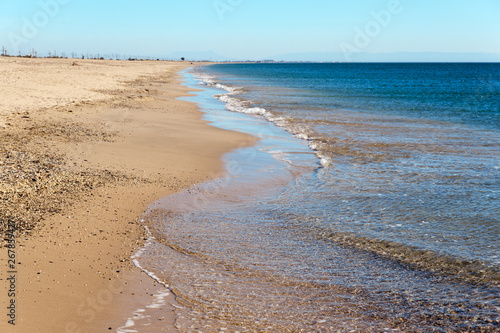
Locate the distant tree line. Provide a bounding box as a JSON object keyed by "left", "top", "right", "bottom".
{"left": 0, "top": 46, "right": 185, "bottom": 62}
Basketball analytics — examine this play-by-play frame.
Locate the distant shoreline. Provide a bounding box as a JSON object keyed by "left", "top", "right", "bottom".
{"left": 2, "top": 51, "right": 499, "bottom": 63}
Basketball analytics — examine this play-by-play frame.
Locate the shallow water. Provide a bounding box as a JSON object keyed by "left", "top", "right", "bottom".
{"left": 137, "top": 64, "right": 500, "bottom": 332}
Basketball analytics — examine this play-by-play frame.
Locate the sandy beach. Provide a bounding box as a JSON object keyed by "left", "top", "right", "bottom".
{"left": 0, "top": 57, "right": 254, "bottom": 332}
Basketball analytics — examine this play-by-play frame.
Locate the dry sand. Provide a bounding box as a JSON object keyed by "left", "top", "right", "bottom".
{"left": 0, "top": 57, "right": 254, "bottom": 332}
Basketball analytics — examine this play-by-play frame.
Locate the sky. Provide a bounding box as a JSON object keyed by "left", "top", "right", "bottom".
{"left": 0, "top": 0, "right": 499, "bottom": 61}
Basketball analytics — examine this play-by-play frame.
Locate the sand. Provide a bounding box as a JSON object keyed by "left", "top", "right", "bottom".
{"left": 0, "top": 57, "right": 254, "bottom": 332}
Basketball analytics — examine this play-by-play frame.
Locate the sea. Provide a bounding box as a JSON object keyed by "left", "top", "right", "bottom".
{"left": 132, "top": 63, "right": 500, "bottom": 332}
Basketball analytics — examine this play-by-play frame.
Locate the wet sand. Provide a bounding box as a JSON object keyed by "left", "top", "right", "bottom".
{"left": 0, "top": 57, "right": 254, "bottom": 332}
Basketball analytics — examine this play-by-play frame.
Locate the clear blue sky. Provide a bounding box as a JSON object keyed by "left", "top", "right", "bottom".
{"left": 0, "top": 0, "right": 499, "bottom": 60}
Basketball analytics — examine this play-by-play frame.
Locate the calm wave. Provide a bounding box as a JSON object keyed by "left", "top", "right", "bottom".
{"left": 138, "top": 63, "right": 500, "bottom": 332}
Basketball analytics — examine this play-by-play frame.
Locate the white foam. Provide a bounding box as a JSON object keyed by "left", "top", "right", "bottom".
{"left": 195, "top": 73, "right": 218, "bottom": 87}
{"left": 294, "top": 133, "right": 309, "bottom": 140}
{"left": 216, "top": 94, "right": 268, "bottom": 116}
{"left": 192, "top": 71, "right": 268, "bottom": 118}
{"left": 193, "top": 70, "right": 333, "bottom": 169}
{"left": 215, "top": 83, "right": 241, "bottom": 93}
{"left": 266, "top": 115, "right": 289, "bottom": 128}
{"left": 193, "top": 72, "right": 242, "bottom": 94}
{"left": 117, "top": 225, "right": 175, "bottom": 333}
{"left": 116, "top": 288, "right": 172, "bottom": 333}
{"left": 318, "top": 153, "right": 332, "bottom": 167}
{"left": 130, "top": 226, "right": 169, "bottom": 287}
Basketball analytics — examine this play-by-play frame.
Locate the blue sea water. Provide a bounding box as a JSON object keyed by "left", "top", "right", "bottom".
{"left": 139, "top": 63, "right": 500, "bottom": 332}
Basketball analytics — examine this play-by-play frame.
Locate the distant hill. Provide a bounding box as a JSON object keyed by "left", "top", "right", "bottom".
{"left": 268, "top": 52, "right": 500, "bottom": 63}
{"left": 158, "top": 51, "right": 500, "bottom": 63}
{"left": 162, "top": 51, "right": 236, "bottom": 62}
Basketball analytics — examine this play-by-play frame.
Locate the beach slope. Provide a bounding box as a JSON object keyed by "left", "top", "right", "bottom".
{"left": 0, "top": 57, "right": 254, "bottom": 332}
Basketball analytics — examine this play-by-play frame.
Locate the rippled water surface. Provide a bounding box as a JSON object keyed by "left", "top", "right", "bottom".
{"left": 139, "top": 63, "right": 500, "bottom": 332}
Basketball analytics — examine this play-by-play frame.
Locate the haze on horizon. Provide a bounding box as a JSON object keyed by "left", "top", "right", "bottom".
{"left": 0, "top": 0, "right": 499, "bottom": 62}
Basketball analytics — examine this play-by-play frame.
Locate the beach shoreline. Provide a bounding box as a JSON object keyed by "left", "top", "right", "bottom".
{"left": 0, "top": 57, "right": 255, "bottom": 332}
